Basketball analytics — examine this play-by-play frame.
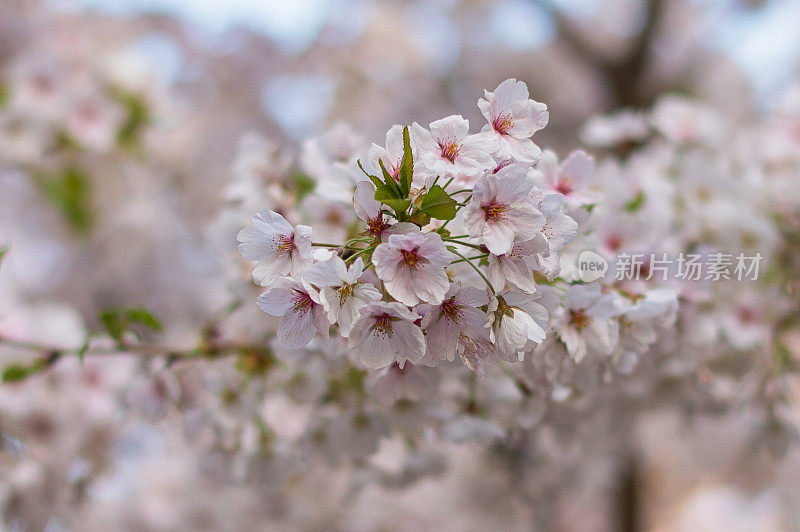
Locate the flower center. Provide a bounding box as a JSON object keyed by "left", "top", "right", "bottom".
{"left": 492, "top": 114, "right": 513, "bottom": 135}
{"left": 367, "top": 215, "right": 390, "bottom": 237}
{"left": 438, "top": 138, "right": 460, "bottom": 163}
{"left": 271, "top": 234, "right": 295, "bottom": 255}
{"left": 400, "top": 247, "right": 424, "bottom": 270}
{"left": 482, "top": 202, "right": 508, "bottom": 222}
{"left": 371, "top": 313, "right": 395, "bottom": 338}
{"left": 555, "top": 177, "right": 572, "bottom": 194}
{"left": 291, "top": 290, "right": 313, "bottom": 314}
{"left": 440, "top": 297, "right": 463, "bottom": 322}
{"left": 569, "top": 309, "right": 591, "bottom": 330}
{"left": 336, "top": 283, "right": 354, "bottom": 305}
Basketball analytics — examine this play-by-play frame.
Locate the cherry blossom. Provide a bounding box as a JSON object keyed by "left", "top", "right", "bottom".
{"left": 477, "top": 78, "right": 549, "bottom": 162}
{"left": 237, "top": 209, "right": 312, "bottom": 286}
{"left": 461, "top": 164, "right": 546, "bottom": 255}
{"left": 348, "top": 302, "right": 426, "bottom": 369}
{"left": 419, "top": 283, "right": 490, "bottom": 363}
{"left": 372, "top": 232, "right": 451, "bottom": 306}
{"left": 303, "top": 255, "right": 381, "bottom": 337}
{"left": 256, "top": 276, "right": 329, "bottom": 348}
{"left": 412, "top": 115, "right": 495, "bottom": 185}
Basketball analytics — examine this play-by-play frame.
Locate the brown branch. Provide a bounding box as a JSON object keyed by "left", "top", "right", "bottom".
{"left": 533, "top": 0, "right": 669, "bottom": 108}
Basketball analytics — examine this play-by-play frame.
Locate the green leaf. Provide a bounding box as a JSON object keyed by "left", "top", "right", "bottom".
{"left": 116, "top": 92, "right": 150, "bottom": 146}
{"left": 398, "top": 126, "right": 413, "bottom": 197}
{"left": 290, "top": 172, "right": 316, "bottom": 203}
{"left": 624, "top": 191, "right": 645, "bottom": 213}
{"left": 419, "top": 185, "right": 457, "bottom": 220}
{"left": 2, "top": 364, "right": 31, "bottom": 383}
{"left": 357, "top": 160, "right": 383, "bottom": 190}
{"left": 36, "top": 166, "right": 93, "bottom": 234}
{"left": 409, "top": 210, "right": 431, "bottom": 227}
{"left": 0, "top": 84, "right": 9, "bottom": 109}
{"left": 0, "top": 245, "right": 7, "bottom": 268}
{"left": 378, "top": 159, "right": 403, "bottom": 197}
{"left": 100, "top": 307, "right": 163, "bottom": 344}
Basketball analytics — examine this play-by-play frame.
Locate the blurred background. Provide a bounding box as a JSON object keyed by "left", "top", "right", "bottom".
{"left": 1, "top": 0, "right": 800, "bottom": 530}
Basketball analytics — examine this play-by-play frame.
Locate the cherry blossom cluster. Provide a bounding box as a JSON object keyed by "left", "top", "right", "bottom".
{"left": 237, "top": 80, "right": 577, "bottom": 372}
{"left": 236, "top": 80, "right": 680, "bottom": 378}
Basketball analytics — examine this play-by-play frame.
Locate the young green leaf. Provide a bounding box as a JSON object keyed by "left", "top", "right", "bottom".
{"left": 378, "top": 159, "right": 403, "bottom": 197}
{"left": 100, "top": 307, "right": 163, "bottom": 345}
{"left": 624, "top": 191, "right": 645, "bottom": 212}
{"left": 2, "top": 364, "right": 31, "bottom": 383}
{"left": 398, "top": 126, "right": 413, "bottom": 196}
{"left": 358, "top": 160, "right": 384, "bottom": 190}
{"left": 409, "top": 210, "right": 431, "bottom": 227}
{"left": 419, "top": 185, "right": 457, "bottom": 220}
{"left": 116, "top": 91, "right": 150, "bottom": 146}
{"left": 0, "top": 245, "right": 8, "bottom": 268}
{"left": 36, "top": 167, "right": 94, "bottom": 235}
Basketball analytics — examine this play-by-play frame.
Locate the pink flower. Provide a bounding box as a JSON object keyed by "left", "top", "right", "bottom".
{"left": 303, "top": 255, "right": 381, "bottom": 337}
{"left": 412, "top": 115, "right": 495, "bottom": 185}
{"left": 372, "top": 232, "right": 451, "bottom": 306}
{"left": 487, "top": 235, "right": 549, "bottom": 293}
{"left": 348, "top": 302, "right": 426, "bottom": 369}
{"left": 488, "top": 290, "right": 548, "bottom": 359}
{"left": 419, "top": 283, "right": 490, "bottom": 363}
{"left": 257, "top": 277, "right": 329, "bottom": 348}
{"left": 477, "top": 78, "right": 549, "bottom": 162}
{"left": 531, "top": 150, "right": 601, "bottom": 207}
{"left": 461, "top": 164, "right": 545, "bottom": 255}
{"left": 237, "top": 209, "right": 312, "bottom": 286}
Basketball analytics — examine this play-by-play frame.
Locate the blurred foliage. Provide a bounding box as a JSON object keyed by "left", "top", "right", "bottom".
{"left": 35, "top": 166, "right": 94, "bottom": 235}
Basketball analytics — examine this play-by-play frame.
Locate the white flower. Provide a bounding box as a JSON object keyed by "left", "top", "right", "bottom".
{"left": 531, "top": 150, "right": 601, "bottom": 207}
{"left": 237, "top": 209, "right": 312, "bottom": 286}
{"left": 487, "top": 235, "right": 549, "bottom": 293}
{"left": 461, "top": 164, "right": 545, "bottom": 255}
{"left": 256, "top": 276, "right": 329, "bottom": 349}
{"left": 419, "top": 283, "right": 489, "bottom": 363}
{"left": 303, "top": 255, "right": 381, "bottom": 337}
{"left": 487, "top": 290, "right": 548, "bottom": 359}
{"left": 412, "top": 115, "right": 495, "bottom": 185}
{"left": 301, "top": 123, "right": 365, "bottom": 204}
{"left": 477, "top": 78, "right": 548, "bottom": 162}
{"left": 372, "top": 232, "right": 451, "bottom": 306}
{"left": 348, "top": 302, "right": 426, "bottom": 369}
{"left": 530, "top": 192, "right": 579, "bottom": 280}
{"left": 557, "top": 284, "right": 623, "bottom": 363}
{"left": 352, "top": 181, "right": 418, "bottom": 241}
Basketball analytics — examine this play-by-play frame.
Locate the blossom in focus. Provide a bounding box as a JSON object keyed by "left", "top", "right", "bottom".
{"left": 257, "top": 276, "right": 329, "bottom": 348}
{"left": 372, "top": 232, "right": 451, "bottom": 306}
{"left": 419, "top": 283, "right": 490, "bottom": 363}
{"left": 237, "top": 209, "right": 312, "bottom": 286}
{"left": 304, "top": 255, "right": 381, "bottom": 337}
{"left": 487, "top": 290, "right": 548, "bottom": 359}
{"left": 477, "top": 78, "right": 549, "bottom": 162}
{"left": 461, "top": 164, "right": 545, "bottom": 255}
{"left": 348, "top": 301, "right": 425, "bottom": 369}
{"left": 412, "top": 115, "right": 495, "bottom": 186}
{"left": 486, "top": 236, "right": 549, "bottom": 293}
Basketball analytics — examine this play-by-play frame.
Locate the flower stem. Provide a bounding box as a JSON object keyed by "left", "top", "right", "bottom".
{"left": 443, "top": 238, "right": 485, "bottom": 252}
{"left": 449, "top": 253, "right": 488, "bottom": 265}
{"left": 448, "top": 247, "right": 495, "bottom": 294}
